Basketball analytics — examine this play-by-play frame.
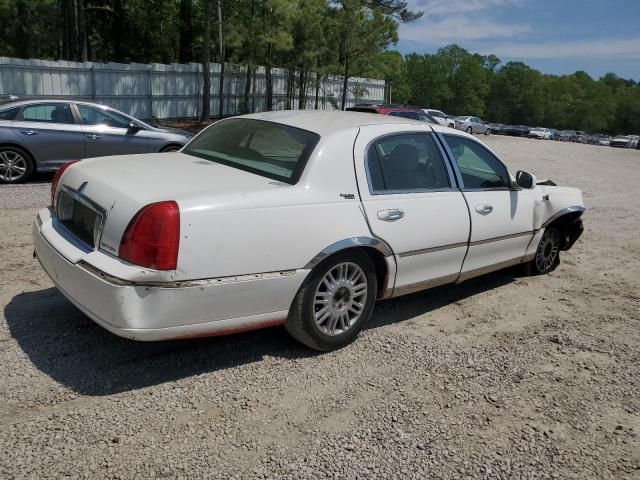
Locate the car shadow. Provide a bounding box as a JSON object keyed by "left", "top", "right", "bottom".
{"left": 4, "top": 268, "right": 520, "bottom": 396}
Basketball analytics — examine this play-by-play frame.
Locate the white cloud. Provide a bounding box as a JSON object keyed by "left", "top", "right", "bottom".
{"left": 477, "top": 37, "right": 640, "bottom": 60}
{"left": 409, "top": 0, "right": 525, "bottom": 17}
{"left": 400, "top": 15, "right": 532, "bottom": 43}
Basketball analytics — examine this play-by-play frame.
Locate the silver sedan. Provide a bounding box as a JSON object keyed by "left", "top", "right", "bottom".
{"left": 0, "top": 99, "right": 194, "bottom": 183}
{"left": 454, "top": 116, "right": 492, "bottom": 135}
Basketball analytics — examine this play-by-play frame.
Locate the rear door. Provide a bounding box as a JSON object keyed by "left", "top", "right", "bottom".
{"left": 12, "top": 102, "right": 85, "bottom": 170}
{"left": 354, "top": 125, "right": 470, "bottom": 296}
{"left": 441, "top": 133, "right": 535, "bottom": 281}
{"left": 75, "top": 104, "right": 149, "bottom": 158}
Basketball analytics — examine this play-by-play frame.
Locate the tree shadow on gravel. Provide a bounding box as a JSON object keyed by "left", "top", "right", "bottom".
{"left": 4, "top": 268, "right": 519, "bottom": 396}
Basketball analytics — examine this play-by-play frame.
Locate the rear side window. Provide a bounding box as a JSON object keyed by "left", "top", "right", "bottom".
{"left": 366, "top": 134, "right": 451, "bottom": 192}
{"left": 183, "top": 119, "right": 319, "bottom": 184}
{"left": 0, "top": 107, "right": 19, "bottom": 120}
{"left": 21, "top": 103, "right": 75, "bottom": 124}
{"left": 77, "top": 105, "right": 131, "bottom": 128}
{"left": 390, "top": 111, "right": 418, "bottom": 120}
{"left": 444, "top": 135, "right": 511, "bottom": 189}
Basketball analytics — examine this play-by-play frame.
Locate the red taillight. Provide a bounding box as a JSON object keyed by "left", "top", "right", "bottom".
{"left": 51, "top": 161, "right": 79, "bottom": 206}
{"left": 118, "top": 201, "right": 180, "bottom": 270}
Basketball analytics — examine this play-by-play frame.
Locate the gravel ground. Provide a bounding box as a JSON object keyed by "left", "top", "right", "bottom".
{"left": 1, "top": 137, "right": 639, "bottom": 479}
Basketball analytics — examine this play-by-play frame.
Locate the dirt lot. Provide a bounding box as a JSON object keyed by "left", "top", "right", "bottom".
{"left": 1, "top": 137, "right": 639, "bottom": 479}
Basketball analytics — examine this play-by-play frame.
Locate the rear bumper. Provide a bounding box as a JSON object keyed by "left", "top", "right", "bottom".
{"left": 33, "top": 211, "right": 308, "bottom": 341}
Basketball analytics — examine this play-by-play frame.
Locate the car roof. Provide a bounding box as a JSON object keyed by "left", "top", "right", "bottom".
{"left": 242, "top": 110, "right": 456, "bottom": 136}
{"left": 0, "top": 97, "right": 110, "bottom": 110}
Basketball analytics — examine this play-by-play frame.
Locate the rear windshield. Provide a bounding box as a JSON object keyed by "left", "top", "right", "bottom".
{"left": 183, "top": 119, "right": 320, "bottom": 184}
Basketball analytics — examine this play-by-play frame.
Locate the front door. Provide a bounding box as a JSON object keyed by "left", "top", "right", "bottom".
{"left": 442, "top": 134, "right": 535, "bottom": 281}
{"left": 354, "top": 126, "right": 471, "bottom": 296}
{"left": 12, "top": 102, "right": 85, "bottom": 170}
{"left": 75, "top": 104, "right": 149, "bottom": 158}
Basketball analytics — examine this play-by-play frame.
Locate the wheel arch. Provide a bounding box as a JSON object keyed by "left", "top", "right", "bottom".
{"left": 303, "top": 237, "right": 395, "bottom": 299}
{"left": 541, "top": 206, "right": 585, "bottom": 251}
{"left": 160, "top": 142, "right": 184, "bottom": 152}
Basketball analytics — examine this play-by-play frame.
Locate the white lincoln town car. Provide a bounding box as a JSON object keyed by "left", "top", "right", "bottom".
{"left": 33, "top": 111, "right": 585, "bottom": 350}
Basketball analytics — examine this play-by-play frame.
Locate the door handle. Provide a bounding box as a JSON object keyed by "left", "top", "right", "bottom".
{"left": 377, "top": 209, "right": 405, "bottom": 221}
{"left": 19, "top": 129, "right": 38, "bottom": 136}
{"left": 86, "top": 134, "right": 102, "bottom": 140}
{"left": 475, "top": 204, "right": 494, "bottom": 215}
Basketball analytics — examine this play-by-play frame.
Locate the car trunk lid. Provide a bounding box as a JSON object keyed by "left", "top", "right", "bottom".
{"left": 57, "top": 152, "right": 287, "bottom": 259}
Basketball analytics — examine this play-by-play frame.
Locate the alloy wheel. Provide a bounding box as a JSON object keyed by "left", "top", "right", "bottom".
{"left": 535, "top": 228, "right": 560, "bottom": 273}
{"left": 0, "top": 150, "right": 28, "bottom": 182}
{"left": 313, "top": 262, "right": 368, "bottom": 336}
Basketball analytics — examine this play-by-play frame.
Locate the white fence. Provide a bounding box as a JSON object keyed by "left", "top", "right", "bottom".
{"left": 0, "top": 57, "right": 385, "bottom": 120}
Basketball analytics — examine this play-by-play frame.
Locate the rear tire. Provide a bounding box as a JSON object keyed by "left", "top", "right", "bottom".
{"left": 0, "top": 146, "right": 34, "bottom": 183}
{"left": 485, "top": 128, "right": 491, "bottom": 136}
{"left": 466, "top": 126, "right": 472, "bottom": 134}
{"left": 286, "top": 250, "right": 377, "bottom": 351}
{"left": 525, "top": 227, "right": 561, "bottom": 275}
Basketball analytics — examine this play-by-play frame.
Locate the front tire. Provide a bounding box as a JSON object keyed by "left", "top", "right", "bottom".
{"left": 485, "top": 128, "right": 491, "bottom": 136}
{"left": 0, "top": 146, "right": 34, "bottom": 183}
{"left": 526, "top": 227, "right": 561, "bottom": 275}
{"left": 286, "top": 250, "right": 377, "bottom": 351}
{"left": 160, "top": 144, "right": 182, "bottom": 153}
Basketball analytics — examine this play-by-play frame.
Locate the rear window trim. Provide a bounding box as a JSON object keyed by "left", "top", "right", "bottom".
{"left": 183, "top": 118, "right": 320, "bottom": 185}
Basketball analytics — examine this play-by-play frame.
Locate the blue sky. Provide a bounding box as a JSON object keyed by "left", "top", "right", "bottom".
{"left": 396, "top": 0, "right": 640, "bottom": 80}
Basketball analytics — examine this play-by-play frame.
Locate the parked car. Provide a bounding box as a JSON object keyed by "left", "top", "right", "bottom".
{"left": 549, "top": 129, "right": 560, "bottom": 140}
{"left": 422, "top": 109, "right": 455, "bottom": 128}
{"left": 529, "top": 127, "right": 551, "bottom": 140}
{"left": 34, "top": 111, "right": 585, "bottom": 350}
{"left": 575, "top": 131, "right": 588, "bottom": 144}
{"left": 588, "top": 134, "right": 610, "bottom": 146}
{"left": 629, "top": 135, "right": 640, "bottom": 148}
{"left": 502, "top": 125, "right": 531, "bottom": 137}
{"left": 0, "top": 98, "right": 194, "bottom": 183}
{"left": 488, "top": 123, "right": 506, "bottom": 135}
{"left": 559, "top": 130, "right": 576, "bottom": 142}
{"left": 453, "top": 116, "right": 492, "bottom": 135}
{"left": 598, "top": 135, "right": 611, "bottom": 146}
{"left": 610, "top": 135, "right": 634, "bottom": 148}
{"left": 346, "top": 104, "right": 437, "bottom": 124}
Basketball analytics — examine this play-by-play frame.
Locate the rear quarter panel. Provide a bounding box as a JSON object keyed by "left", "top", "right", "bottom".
{"left": 174, "top": 127, "right": 374, "bottom": 280}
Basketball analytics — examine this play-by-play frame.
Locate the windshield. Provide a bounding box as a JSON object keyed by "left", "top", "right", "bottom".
{"left": 183, "top": 119, "right": 320, "bottom": 184}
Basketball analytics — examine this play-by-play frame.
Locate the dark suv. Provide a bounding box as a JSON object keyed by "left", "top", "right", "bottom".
{"left": 346, "top": 104, "right": 437, "bottom": 124}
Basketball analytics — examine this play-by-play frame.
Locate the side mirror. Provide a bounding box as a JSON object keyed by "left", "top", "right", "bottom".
{"left": 128, "top": 121, "right": 141, "bottom": 131}
{"left": 515, "top": 170, "right": 536, "bottom": 189}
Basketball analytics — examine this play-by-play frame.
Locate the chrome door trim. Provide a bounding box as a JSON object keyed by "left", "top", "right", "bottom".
{"left": 456, "top": 257, "right": 523, "bottom": 283}
{"left": 398, "top": 241, "right": 467, "bottom": 258}
{"left": 391, "top": 273, "right": 458, "bottom": 297}
{"left": 468, "top": 230, "right": 534, "bottom": 247}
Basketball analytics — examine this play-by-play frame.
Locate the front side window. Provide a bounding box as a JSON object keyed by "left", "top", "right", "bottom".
{"left": 77, "top": 105, "right": 131, "bottom": 128}
{"left": 366, "top": 133, "right": 451, "bottom": 192}
{"left": 444, "top": 135, "right": 511, "bottom": 189}
{"left": 183, "top": 119, "right": 319, "bottom": 184}
{"left": 21, "top": 103, "right": 74, "bottom": 124}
